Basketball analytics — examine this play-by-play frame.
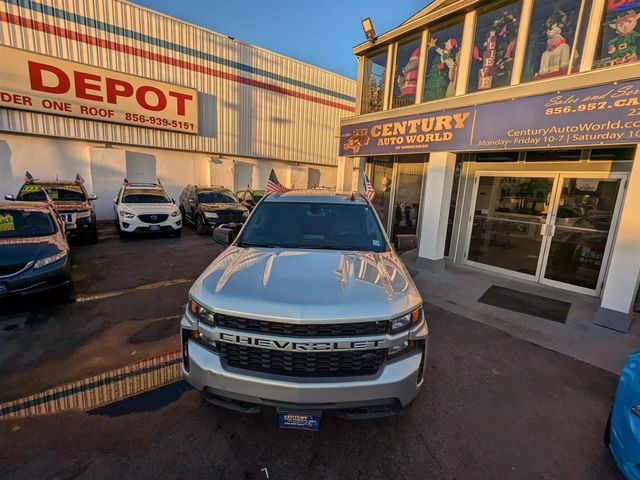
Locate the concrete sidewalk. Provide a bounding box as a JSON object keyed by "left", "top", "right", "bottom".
{"left": 402, "top": 250, "right": 640, "bottom": 374}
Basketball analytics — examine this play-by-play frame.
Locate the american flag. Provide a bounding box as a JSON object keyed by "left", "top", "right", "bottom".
{"left": 364, "top": 174, "right": 375, "bottom": 201}
{"left": 75, "top": 173, "right": 85, "bottom": 185}
{"left": 41, "top": 187, "right": 57, "bottom": 211}
{"left": 266, "top": 169, "right": 289, "bottom": 194}
{"left": 157, "top": 177, "right": 163, "bottom": 188}
{"left": 123, "top": 178, "right": 130, "bottom": 186}
{"left": 24, "top": 171, "right": 37, "bottom": 184}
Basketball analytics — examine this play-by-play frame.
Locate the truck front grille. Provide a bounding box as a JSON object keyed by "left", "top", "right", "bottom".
{"left": 218, "top": 343, "right": 385, "bottom": 377}
{"left": 215, "top": 314, "right": 388, "bottom": 336}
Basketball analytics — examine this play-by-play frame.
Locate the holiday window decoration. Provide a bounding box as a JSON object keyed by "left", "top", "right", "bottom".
{"left": 473, "top": 7, "right": 520, "bottom": 90}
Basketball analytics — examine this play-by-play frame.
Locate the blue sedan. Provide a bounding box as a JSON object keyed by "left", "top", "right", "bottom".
{"left": 607, "top": 349, "right": 640, "bottom": 479}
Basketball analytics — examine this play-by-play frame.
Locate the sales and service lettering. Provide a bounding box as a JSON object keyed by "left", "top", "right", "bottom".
{"left": 0, "top": 46, "right": 198, "bottom": 134}
{"left": 339, "top": 78, "right": 640, "bottom": 156}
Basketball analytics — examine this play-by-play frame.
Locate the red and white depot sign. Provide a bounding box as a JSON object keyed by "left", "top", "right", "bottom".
{"left": 0, "top": 46, "right": 199, "bottom": 134}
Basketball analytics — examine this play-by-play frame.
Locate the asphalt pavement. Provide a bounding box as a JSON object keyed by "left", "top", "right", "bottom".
{"left": 0, "top": 222, "right": 625, "bottom": 479}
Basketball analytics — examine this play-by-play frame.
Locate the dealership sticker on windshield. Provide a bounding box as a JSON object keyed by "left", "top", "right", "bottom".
{"left": 0, "top": 214, "right": 15, "bottom": 232}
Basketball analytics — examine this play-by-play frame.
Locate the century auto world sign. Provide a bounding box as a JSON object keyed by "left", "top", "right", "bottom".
{"left": 340, "top": 78, "right": 640, "bottom": 156}
{"left": 0, "top": 46, "right": 198, "bottom": 134}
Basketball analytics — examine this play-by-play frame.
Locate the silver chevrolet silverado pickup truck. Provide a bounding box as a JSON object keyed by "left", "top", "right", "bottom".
{"left": 181, "top": 190, "right": 428, "bottom": 426}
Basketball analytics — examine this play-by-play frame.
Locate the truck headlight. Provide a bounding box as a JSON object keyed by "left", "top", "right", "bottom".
{"left": 119, "top": 210, "right": 135, "bottom": 219}
{"left": 34, "top": 251, "right": 67, "bottom": 269}
{"left": 189, "top": 299, "right": 215, "bottom": 325}
{"left": 204, "top": 212, "right": 219, "bottom": 219}
{"left": 387, "top": 340, "right": 417, "bottom": 360}
{"left": 390, "top": 307, "right": 422, "bottom": 334}
{"left": 76, "top": 210, "right": 92, "bottom": 219}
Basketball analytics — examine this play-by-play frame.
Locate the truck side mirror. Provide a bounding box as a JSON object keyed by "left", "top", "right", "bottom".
{"left": 213, "top": 226, "right": 236, "bottom": 247}
{"left": 395, "top": 234, "right": 417, "bottom": 253}
{"left": 4, "top": 194, "right": 15, "bottom": 201}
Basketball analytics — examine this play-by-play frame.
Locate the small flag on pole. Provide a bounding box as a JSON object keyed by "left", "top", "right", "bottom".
{"left": 266, "top": 169, "right": 290, "bottom": 194}
{"left": 364, "top": 174, "right": 375, "bottom": 201}
{"left": 41, "top": 187, "right": 57, "bottom": 211}
{"left": 123, "top": 178, "right": 130, "bottom": 186}
{"left": 25, "top": 171, "right": 37, "bottom": 184}
{"left": 157, "top": 178, "right": 163, "bottom": 188}
{"left": 75, "top": 173, "right": 85, "bottom": 185}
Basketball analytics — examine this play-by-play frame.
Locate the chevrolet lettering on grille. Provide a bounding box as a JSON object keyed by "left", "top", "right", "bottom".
{"left": 214, "top": 331, "right": 386, "bottom": 352}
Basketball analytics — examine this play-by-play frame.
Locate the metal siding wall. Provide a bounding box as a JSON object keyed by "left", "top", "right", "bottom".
{"left": 0, "top": 0, "right": 355, "bottom": 166}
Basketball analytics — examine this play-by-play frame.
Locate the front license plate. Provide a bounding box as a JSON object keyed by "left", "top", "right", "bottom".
{"left": 149, "top": 225, "right": 161, "bottom": 231}
{"left": 278, "top": 413, "right": 321, "bottom": 431}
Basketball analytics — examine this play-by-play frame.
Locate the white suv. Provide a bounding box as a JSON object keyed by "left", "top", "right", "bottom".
{"left": 113, "top": 183, "right": 182, "bottom": 237}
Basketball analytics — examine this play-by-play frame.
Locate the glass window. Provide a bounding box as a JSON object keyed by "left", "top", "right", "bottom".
{"left": 590, "top": 146, "right": 636, "bottom": 160}
{"left": 238, "top": 202, "right": 387, "bottom": 252}
{"left": 392, "top": 36, "right": 422, "bottom": 108}
{"left": 593, "top": 2, "right": 640, "bottom": 68}
{"left": 468, "top": 0, "right": 524, "bottom": 93}
{"left": 122, "top": 189, "right": 172, "bottom": 204}
{"left": 423, "top": 19, "right": 465, "bottom": 101}
{"left": 18, "top": 184, "right": 87, "bottom": 202}
{"left": 522, "top": 0, "right": 592, "bottom": 82}
{"left": 197, "top": 190, "right": 237, "bottom": 203}
{"left": 0, "top": 209, "right": 56, "bottom": 238}
{"left": 362, "top": 50, "right": 388, "bottom": 114}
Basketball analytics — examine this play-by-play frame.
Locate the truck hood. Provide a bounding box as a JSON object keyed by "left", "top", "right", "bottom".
{"left": 190, "top": 247, "right": 422, "bottom": 323}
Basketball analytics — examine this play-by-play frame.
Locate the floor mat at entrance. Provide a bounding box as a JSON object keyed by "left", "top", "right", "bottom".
{"left": 478, "top": 286, "right": 571, "bottom": 323}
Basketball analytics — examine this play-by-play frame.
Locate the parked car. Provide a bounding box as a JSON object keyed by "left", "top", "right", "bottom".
{"left": 0, "top": 201, "right": 72, "bottom": 297}
{"left": 235, "top": 188, "right": 264, "bottom": 211}
{"left": 606, "top": 349, "right": 640, "bottom": 479}
{"left": 113, "top": 182, "right": 182, "bottom": 238}
{"left": 6, "top": 180, "right": 98, "bottom": 242}
{"left": 181, "top": 190, "right": 427, "bottom": 429}
{"left": 179, "top": 185, "right": 248, "bottom": 235}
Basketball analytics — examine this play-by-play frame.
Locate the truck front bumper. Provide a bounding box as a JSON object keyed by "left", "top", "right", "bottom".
{"left": 183, "top": 336, "right": 427, "bottom": 414}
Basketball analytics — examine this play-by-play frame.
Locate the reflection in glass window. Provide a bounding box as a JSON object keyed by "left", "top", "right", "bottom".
{"left": 362, "top": 50, "right": 388, "bottom": 114}
{"left": 392, "top": 37, "right": 422, "bottom": 108}
{"left": 522, "top": 0, "right": 592, "bottom": 82}
{"left": 468, "top": 0, "right": 523, "bottom": 93}
{"left": 593, "top": 1, "right": 640, "bottom": 68}
{"left": 423, "top": 20, "right": 464, "bottom": 101}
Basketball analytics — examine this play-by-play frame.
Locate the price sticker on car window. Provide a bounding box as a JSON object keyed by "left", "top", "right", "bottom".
{"left": 0, "top": 214, "right": 15, "bottom": 232}
{"left": 21, "top": 184, "right": 41, "bottom": 192}
{"left": 47, "top": 189, "right": 59, "bottom": 199}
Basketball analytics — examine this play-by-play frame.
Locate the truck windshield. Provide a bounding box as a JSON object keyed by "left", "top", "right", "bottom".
{"left": 238, "top": 202, "right": 387, "bottom": 252}
{"left": 18, "top": 184, "right": 86, "bottom": 202}
{"left": 0, "top": 210, "right": 56, "bottom": 238}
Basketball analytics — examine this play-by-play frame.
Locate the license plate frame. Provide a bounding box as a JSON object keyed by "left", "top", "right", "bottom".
{"left": 149, "top": 225, "right": 161, "bottom": 232}
{"left": 278, "top": 412, "right": 321, "bottom": 431}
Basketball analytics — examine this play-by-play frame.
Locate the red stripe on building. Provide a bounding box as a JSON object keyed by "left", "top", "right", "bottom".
{"left": 0, "top": 12, "right": 355, "bottom": 113}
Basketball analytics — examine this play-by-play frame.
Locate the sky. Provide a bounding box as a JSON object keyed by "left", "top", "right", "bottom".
{"left": 132, "top": 0, "right": 428, "bottom": 79}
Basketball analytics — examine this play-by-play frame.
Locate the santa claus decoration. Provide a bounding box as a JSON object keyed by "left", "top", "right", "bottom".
{"left": 398, "top": 46, "right": 421, "bottom": 104}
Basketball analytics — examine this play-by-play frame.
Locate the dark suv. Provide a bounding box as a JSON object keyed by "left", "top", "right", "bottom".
{"left": 179, "top": 185, "right": 249, "bottom": 235}
{"left": 6, "top": 180, "right": 98, "bottom": 242}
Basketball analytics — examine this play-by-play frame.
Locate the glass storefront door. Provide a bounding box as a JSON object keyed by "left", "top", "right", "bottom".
{"left": 391, "top": 157, "right": 426, "bottom": 241}
{"left": 368, "top": 157, "right": 394, "bottom": 229}
{"left": 467, "top": 176, "right": 555, "bottom": 278}
{"left": 541, "top": 176, "right": 625, "bottom": 294}
{"left": 465, "top": 173, "right": 625, "bottom": 295}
